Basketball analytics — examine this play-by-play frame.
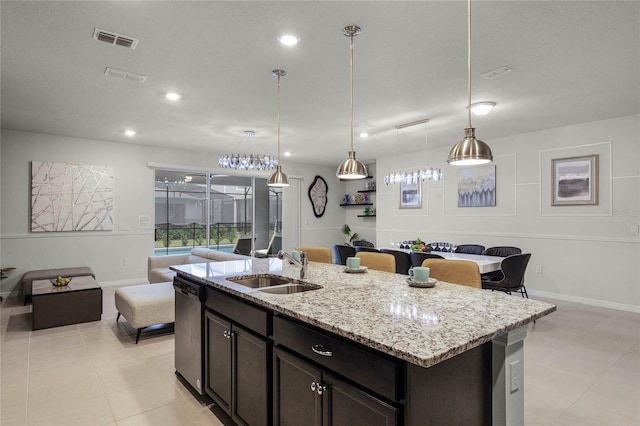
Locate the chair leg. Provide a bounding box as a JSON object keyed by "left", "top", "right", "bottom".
{"left": 135, "top": 328, "right": 143, "bottom": 344}
{"left": 521, "top": 286, "right": 529, "bottom": 298}
{"left": 116, "top": 312, "right": 120, "bottom": 322}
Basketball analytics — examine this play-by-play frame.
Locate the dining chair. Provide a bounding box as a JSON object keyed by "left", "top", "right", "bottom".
{"left": 380, "top": 249, "right": 412, "bottom": 275}
{"left": 483, "top": 246, "right": 522, "bottom": 257}
{"left": 481, "top": 246, "right": 523, "bottom": 280}
{"left": 355, "top": 252, "right": 396, "bottom": 273}
{"left": 481, "top": 253, "right": 531, "bottom": 298}
{"left": 454, "top": 244, "right": 486, "bottom": 255}
{"left": 353, "top": 239, "right": 375, "bottom": 248}
{"left": 409, "top": 251, "right": 444, "bottom": 268}
{"left": 332, "top": 244, "right": 356, "bottom": 265}
{"left": 296, "top": 246, "right": 333, "bottom": 264}
{"left": 354, "top": 246, "right": 380, "bottom": 254}
{"left": 422, "top": 259, "right": 481, "bottom": 288}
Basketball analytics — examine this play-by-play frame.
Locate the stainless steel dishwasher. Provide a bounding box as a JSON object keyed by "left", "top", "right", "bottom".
{"left": 173, "top": 276, "right": 206, "bottom": 395}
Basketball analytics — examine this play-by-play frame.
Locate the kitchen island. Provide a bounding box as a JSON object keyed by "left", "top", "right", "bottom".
{"left": 172, "top": 258, "right": 556, "bottom": 426}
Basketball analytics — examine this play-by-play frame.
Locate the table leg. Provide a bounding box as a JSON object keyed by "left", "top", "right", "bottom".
{"left": 492, "top": 325, "right": 528, "bottom": 426}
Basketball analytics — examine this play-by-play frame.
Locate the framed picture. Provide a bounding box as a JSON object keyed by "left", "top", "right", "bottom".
{"left": 399, "top": 181, "right": 421, "bottom": 209}
{"left": 551, "top": 154, "right": 599, "bottom": 206}
{"left": 457, "top": 165, "right": 496, "bottom": 207}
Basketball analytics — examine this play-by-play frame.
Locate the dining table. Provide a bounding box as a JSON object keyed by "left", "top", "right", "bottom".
{"left": 382, "top": 247, "right": 506, "bottom": 274}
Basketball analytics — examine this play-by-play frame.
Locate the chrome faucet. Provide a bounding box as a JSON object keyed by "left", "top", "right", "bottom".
{"left": 278, "top": 250, "right": 308, "bottom": 280}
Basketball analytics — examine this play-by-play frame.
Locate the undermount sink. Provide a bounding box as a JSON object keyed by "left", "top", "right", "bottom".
{"left": 228, "top": 275, "right": 292, "bottom": 288}
{"left": 226, "top": 274, "right": 322, "bottom": 294}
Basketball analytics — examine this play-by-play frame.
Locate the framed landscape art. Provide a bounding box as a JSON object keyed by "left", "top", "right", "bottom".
{"left": 551, "top": 154, "right": 599, "bottom": 206}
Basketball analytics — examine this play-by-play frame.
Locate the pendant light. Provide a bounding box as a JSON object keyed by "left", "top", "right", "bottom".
{"left": 267, "top": 69, "right": 290, "bottom": 187}
{"left": 447, "top": 0, "right": 493, "bottom": 166}
{"left": 336, "top": 25, "right": 368, "bottom": 180}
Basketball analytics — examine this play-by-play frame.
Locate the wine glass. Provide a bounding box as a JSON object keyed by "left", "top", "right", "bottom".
{"left": 430, "top": 241, "right": 437, "bottom": 252}
{"left": 444, "top": 242, "right": 451, "bottom": 253}
{"left": 451, "top": 243, "right": 458, "bottom": 255}
{"left": 389, "top": 238, "right": 395, "bottom": 249}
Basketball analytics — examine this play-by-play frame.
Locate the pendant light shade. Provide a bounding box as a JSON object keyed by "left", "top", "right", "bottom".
{"left": 267, "top": 69, "right": 290, "bottom": 187}
{"left": 336, "top": 25, "right": 368, "bottom": 180}
{"left": 447, "top": 0, "right": 493, "bottom": 166}
{"left": 447, "top": 127, "right": 493, "bottom": 166}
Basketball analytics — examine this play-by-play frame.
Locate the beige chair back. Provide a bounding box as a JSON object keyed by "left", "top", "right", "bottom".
{"left": 297, "top": 246, "right": 333, "bottom": 264}
{"left": 355, "top": 252, "right": 396, "bottom": 273}
{"left": 422, "top": 259, "right": 481, "bottom": 288}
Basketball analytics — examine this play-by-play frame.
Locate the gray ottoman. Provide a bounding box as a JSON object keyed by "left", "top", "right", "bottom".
{"left": 115, "top": 282, "right": 174, "bottom": 343}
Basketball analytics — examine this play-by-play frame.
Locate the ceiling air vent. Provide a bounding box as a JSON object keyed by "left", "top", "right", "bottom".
{"left": 104, "top": 67, "right": 147, "bottom": 83}
{"left": 93, "top": 28, "right": 139, "bottom": 49}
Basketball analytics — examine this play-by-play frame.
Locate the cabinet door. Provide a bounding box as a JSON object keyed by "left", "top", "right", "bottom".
{"left": 324, "top": 372, "right": 398, "bottom": 426}
{"left": 232, "top": 325, "right": 270, "bottom": 426}
{"left": 205, "top": 311, "right": 232, "bottom": 411}
{"left": 274, "top": 348, "right": 322, "bottom": 426}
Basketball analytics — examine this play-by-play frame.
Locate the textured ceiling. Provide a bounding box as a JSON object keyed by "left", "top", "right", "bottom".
{"left": 1, "top": 1, "right": 639, "bottom": 167}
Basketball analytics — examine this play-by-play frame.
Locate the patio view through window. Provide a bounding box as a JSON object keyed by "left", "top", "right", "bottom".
{"left": 154, "top": 170, "right": 282, "bottom": 256}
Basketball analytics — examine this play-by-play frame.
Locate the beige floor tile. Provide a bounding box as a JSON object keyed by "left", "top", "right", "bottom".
{"left": 27, "top": 360, "right": 104, "bottom": 407}
{"left": 525, "top": 362, "right": 600, "bottom": 403}
{"left": 116, "top": 399, "right": 207, "bottom": 426}
{"left": 95, "top": 359, "right": 162, "bottom": 394}
{"left": 554, "top": 400, "right": 639, "bottom": 426}
{"left": 29, "top": 330, "right": 84, "bottom": 354}
{"left": 28, "top": 343, "right": 92, "bottom": 371}
{"left": 26, "top": 394, "right": 115, "bottom": 426}
{"left": 0, "top": 401, "right": 27, "bottom": 426}
{"left": 105, "top": 376, "right": 185, "bottom": 420}
{"left": 576, "top": 370, "right": 640, "bottom": 420}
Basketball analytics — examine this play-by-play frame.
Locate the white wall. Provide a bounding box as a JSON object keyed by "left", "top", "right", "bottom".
{"left": 0, "top": 129, "right": 344, "bottom": 295}
{"left": 376, "top": 115, "right": 640, "bottom": 311}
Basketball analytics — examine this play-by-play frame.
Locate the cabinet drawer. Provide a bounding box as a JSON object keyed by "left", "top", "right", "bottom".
{"left": 273, "top": 315, "right": 399, "bottom": 402}
{"left": 205, "top": 287, "right": 270, "bottom": 337}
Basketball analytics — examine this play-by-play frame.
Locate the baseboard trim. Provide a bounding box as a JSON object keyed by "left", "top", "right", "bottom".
{"left": 529, "top": 289, "right": 640, "bottom": 313}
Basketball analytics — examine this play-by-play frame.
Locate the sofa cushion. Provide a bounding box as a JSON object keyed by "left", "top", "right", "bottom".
{"left": 148, "top": 268, "right": 176, "bottom": 284}
{"left": 204, "top": 250, "right": 248, "bottom": 261}
{"left": 186, "top": 254, "right": 210, "bottom": 264}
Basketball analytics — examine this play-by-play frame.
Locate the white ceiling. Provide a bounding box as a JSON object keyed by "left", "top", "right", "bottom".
{"left": 2, "top": 1, "right": 639, "bottom": 167}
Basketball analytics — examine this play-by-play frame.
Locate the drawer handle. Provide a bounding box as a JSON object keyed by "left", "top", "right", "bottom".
{"left": 311, "top": 344, "right": 333, "bottom": 357}
{"left": 316, "top": 384, "right": 327, "bottom": 396}
{"left": 310, "top": 381, "right": 317, "bottom": 392}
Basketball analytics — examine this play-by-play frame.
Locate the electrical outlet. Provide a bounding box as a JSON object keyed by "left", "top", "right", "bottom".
{"left": 123, "top": 258, "right": 130, "bottom": 266}
{"left": 510, "top": 360, "right": 520, "bottom": 392}
{"left": 535, "top": 265, "right": 543, "bottom": 274}
{"left": 631, "top": 225, "right": 639, "bottom": 235}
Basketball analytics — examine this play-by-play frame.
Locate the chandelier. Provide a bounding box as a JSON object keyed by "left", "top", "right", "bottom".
{"left": 218, "top": 131, "right": 278, "bottom": 171}
{"left": 384, "top": 118, "right": 443, "bottom": 185}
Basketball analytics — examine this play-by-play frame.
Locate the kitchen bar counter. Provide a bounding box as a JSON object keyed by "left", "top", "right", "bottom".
{"left": 173, "top": 258, "right": 555, "bottom": 425}
{"left": 172, "top": 258, "right": 555, "bottom": 369}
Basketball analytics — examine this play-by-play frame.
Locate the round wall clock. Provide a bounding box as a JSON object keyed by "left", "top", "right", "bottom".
{"left": 308, "top": 175, "right": 328, "bottom": 218}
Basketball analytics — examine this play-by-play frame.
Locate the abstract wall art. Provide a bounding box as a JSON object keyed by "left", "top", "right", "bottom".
{"left": 457, "top": 165, "right": 496, "bottom": 207}
{"left": 31, "top": 161, "right": 114, "bottom": 232}
{"left": 551, "top": 154, "right": 599, "bottom": 206}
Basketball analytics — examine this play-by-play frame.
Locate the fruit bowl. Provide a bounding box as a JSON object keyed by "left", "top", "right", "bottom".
{"left": 50, "top": 276, "right": 72, "bottom": 286}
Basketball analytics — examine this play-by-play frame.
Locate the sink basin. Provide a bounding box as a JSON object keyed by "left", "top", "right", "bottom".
{"left": 257, "top": 284, "right": 320, "bottom": 294}
{"left": 227, "top": 275, "right": 293, "bottom": 288}
{"left": 227, "top": 274, "right": 322, "bottom": 294}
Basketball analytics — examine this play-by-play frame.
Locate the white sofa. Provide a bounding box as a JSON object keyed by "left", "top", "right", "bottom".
{"left": 147, "top": 247, "right": 250, "bottom": 283}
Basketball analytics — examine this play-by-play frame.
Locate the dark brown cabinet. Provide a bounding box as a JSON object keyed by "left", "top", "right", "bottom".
{"left": 274, "top": 347, "right": 397, "bottom": 426}
{"left": 205, "top": 310, "right": 270, "bottom": 426}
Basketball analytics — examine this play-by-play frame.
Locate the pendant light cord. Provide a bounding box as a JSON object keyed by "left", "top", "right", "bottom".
{"left": 277, "top": 73, "right": 281, "bottom": 162}
{"left": 467, "top": 0, "right": 473, "bottom": 128}
{"left": 350, "top": 32, "right": 355, "bottom": 151}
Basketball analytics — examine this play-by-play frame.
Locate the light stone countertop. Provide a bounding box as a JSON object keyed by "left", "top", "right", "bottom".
{"left": 172, "top": 258, "right": 556, "bottom": 368}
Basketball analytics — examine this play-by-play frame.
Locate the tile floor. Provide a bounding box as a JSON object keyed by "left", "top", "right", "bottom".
{"left": 1, "top": 284, "right": 639, "bottom": 426}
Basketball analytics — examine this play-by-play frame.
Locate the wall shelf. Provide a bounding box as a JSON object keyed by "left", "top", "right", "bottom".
{"left": 357, "top": 215, "right": 376, "bottom": 218}
{"left": 356, "top": 189, "right": 376, "bottom": 194}
{"left": 340, "top": 203, "right": 373, "bottom": 207}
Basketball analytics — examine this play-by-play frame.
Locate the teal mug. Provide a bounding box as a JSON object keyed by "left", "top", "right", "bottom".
{"left": 346, "top": 257, "right": 361, "bottom": 270}
{"left": 409, "top": 266, "right": 430, "bottom": 283}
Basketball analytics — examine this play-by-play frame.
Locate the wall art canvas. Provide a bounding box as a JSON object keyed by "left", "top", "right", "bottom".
{"left": 31, "top": 161, "right": 114, "bottom": 232}
{"left": 551, "top": 155, "right": 598, "bottom": 206}
{"left": 457, "top": 165, "right": 496, "bottom": 207}
{"left": 399, "top": 181, "right": 421, "bottom": 209}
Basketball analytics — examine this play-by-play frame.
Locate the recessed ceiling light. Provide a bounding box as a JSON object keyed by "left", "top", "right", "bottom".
{"left": 165, "top": 92, "right": 182, "bottom": 101}
{"left": 278, "top": 34, "right": 299, "bottom": 46}
{"left": 469, "top": 102, "right": 496, "bottom": 116}
{"left": 284, "top": 151, "right": 291, "bottom": 157}
{"left": 124, "top": 130, "right": 136, "bottom": 136}
{"left": 359, "top": 132, "right": 369, "bottom": 138}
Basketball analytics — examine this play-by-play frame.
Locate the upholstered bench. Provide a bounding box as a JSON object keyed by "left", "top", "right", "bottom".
{"left": 115, "top": 282, "right": 175, "bottom": 343}
{"left": 21, "top": 266, "right": 95, "bottom": 305}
